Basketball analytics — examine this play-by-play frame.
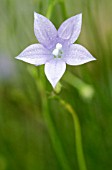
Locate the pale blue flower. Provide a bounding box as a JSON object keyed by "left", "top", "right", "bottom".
{"left": 16, "top": 12, "right": 96, "bottom": 88}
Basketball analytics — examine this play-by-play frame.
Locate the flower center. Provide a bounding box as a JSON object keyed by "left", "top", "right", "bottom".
{"left": 52, "top": 43, "right": 63, "bottom": 58}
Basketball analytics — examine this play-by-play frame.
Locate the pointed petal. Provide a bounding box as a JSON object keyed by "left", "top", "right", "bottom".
{"left": 16, "top": 44, "right": 52, "bottom": 66}
{"left": 34, "top": 12, "right": 57, "bottom": 49}
{"left": 45, "top": 59, "right": 66, "bottom": 88}
{"left": 63, "top": 44, "right": 96, "bottom": 65}
{"left": 58, "top": 14, "right": 82, "bottom": 44}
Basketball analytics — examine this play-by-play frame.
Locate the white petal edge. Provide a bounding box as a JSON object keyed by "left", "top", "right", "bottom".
{"left": 45, "top": 59, "right": 66, "bottom": 88}
{"left": 63, "top": 44, "right": 96, "bottom": 65}
{"left": 16, "top": 44, "right": 52, "bottom": 66}
{"left": 58, "top": 13, "right": 82, "bottom": 44}
{"left": 34, "top": 12, "right": 57, "bottom": 49}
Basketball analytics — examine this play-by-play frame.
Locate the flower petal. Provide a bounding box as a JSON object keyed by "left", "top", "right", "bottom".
{"left": 16, "top": 44, "right": 52, "bottom": 66}
{"left": 63, "top": 44, "right": 96, "bottom": 65}
{"left": 58, "top": 13, "right": 82, "bottom": 44}
{"left": 45, "top": 59, "right": 66, "bottom": 88}
{"left": 34, "top": 12, "right": 57, "bottom": 49}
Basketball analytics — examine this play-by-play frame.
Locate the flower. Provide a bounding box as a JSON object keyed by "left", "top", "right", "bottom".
{"left": 16, "top": 12, "right": 96, "bottom": 88}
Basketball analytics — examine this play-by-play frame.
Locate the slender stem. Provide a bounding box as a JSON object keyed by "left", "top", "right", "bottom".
{"left": 28, "top": 66, "right": 71, "bottom": 170}
{"left": 37, "top": 79, "right": 71, "bottom": 170}
{"left": 59, "top": 99, "right": 87, "bottom": 170}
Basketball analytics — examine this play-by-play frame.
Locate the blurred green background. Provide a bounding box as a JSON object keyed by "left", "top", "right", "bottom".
{"left": 0, "top": 0, "right": 112, "bottom": 170}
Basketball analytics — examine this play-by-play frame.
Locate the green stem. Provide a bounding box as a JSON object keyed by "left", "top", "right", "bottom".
{"left": 38, "top": 80, "right": 71, "bottom": 170}
{"left": 59, "top": 99, "right": 87, "bottom": 170}
{"left": 28, "top": 66, "right": 71, "bottom": 170}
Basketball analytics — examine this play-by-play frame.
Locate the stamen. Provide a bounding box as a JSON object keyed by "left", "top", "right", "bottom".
{"left": 56, "top": 43, "right": 62, "bottom": 50}
{"left": 52, "top": 43, "right": 63, "bottom": 58}
{"left": 52, "top": 49, "right": 59, "bottom": 57}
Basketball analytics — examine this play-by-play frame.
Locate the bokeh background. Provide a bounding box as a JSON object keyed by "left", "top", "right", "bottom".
{"left": 0, "top": 0, "right": 112, "bottom": 170}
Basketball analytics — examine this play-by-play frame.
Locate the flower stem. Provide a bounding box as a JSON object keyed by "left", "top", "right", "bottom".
{"left": 59, "top": 98, "right": 87, "bottom": 170}
{"left": 38, "top": 80, "right": 71, "bottom": 170}
{"left": 28, "top": 66, "right": 71, "bottom": 170}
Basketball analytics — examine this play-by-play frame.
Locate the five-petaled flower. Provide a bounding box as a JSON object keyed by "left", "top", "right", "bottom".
{"left": 16, "top": 12, "right": 96, "bottom": 88}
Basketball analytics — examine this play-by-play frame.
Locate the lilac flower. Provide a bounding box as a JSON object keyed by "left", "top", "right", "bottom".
{"left": 16, "top": 12, "right": 96, "bottom": 88}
